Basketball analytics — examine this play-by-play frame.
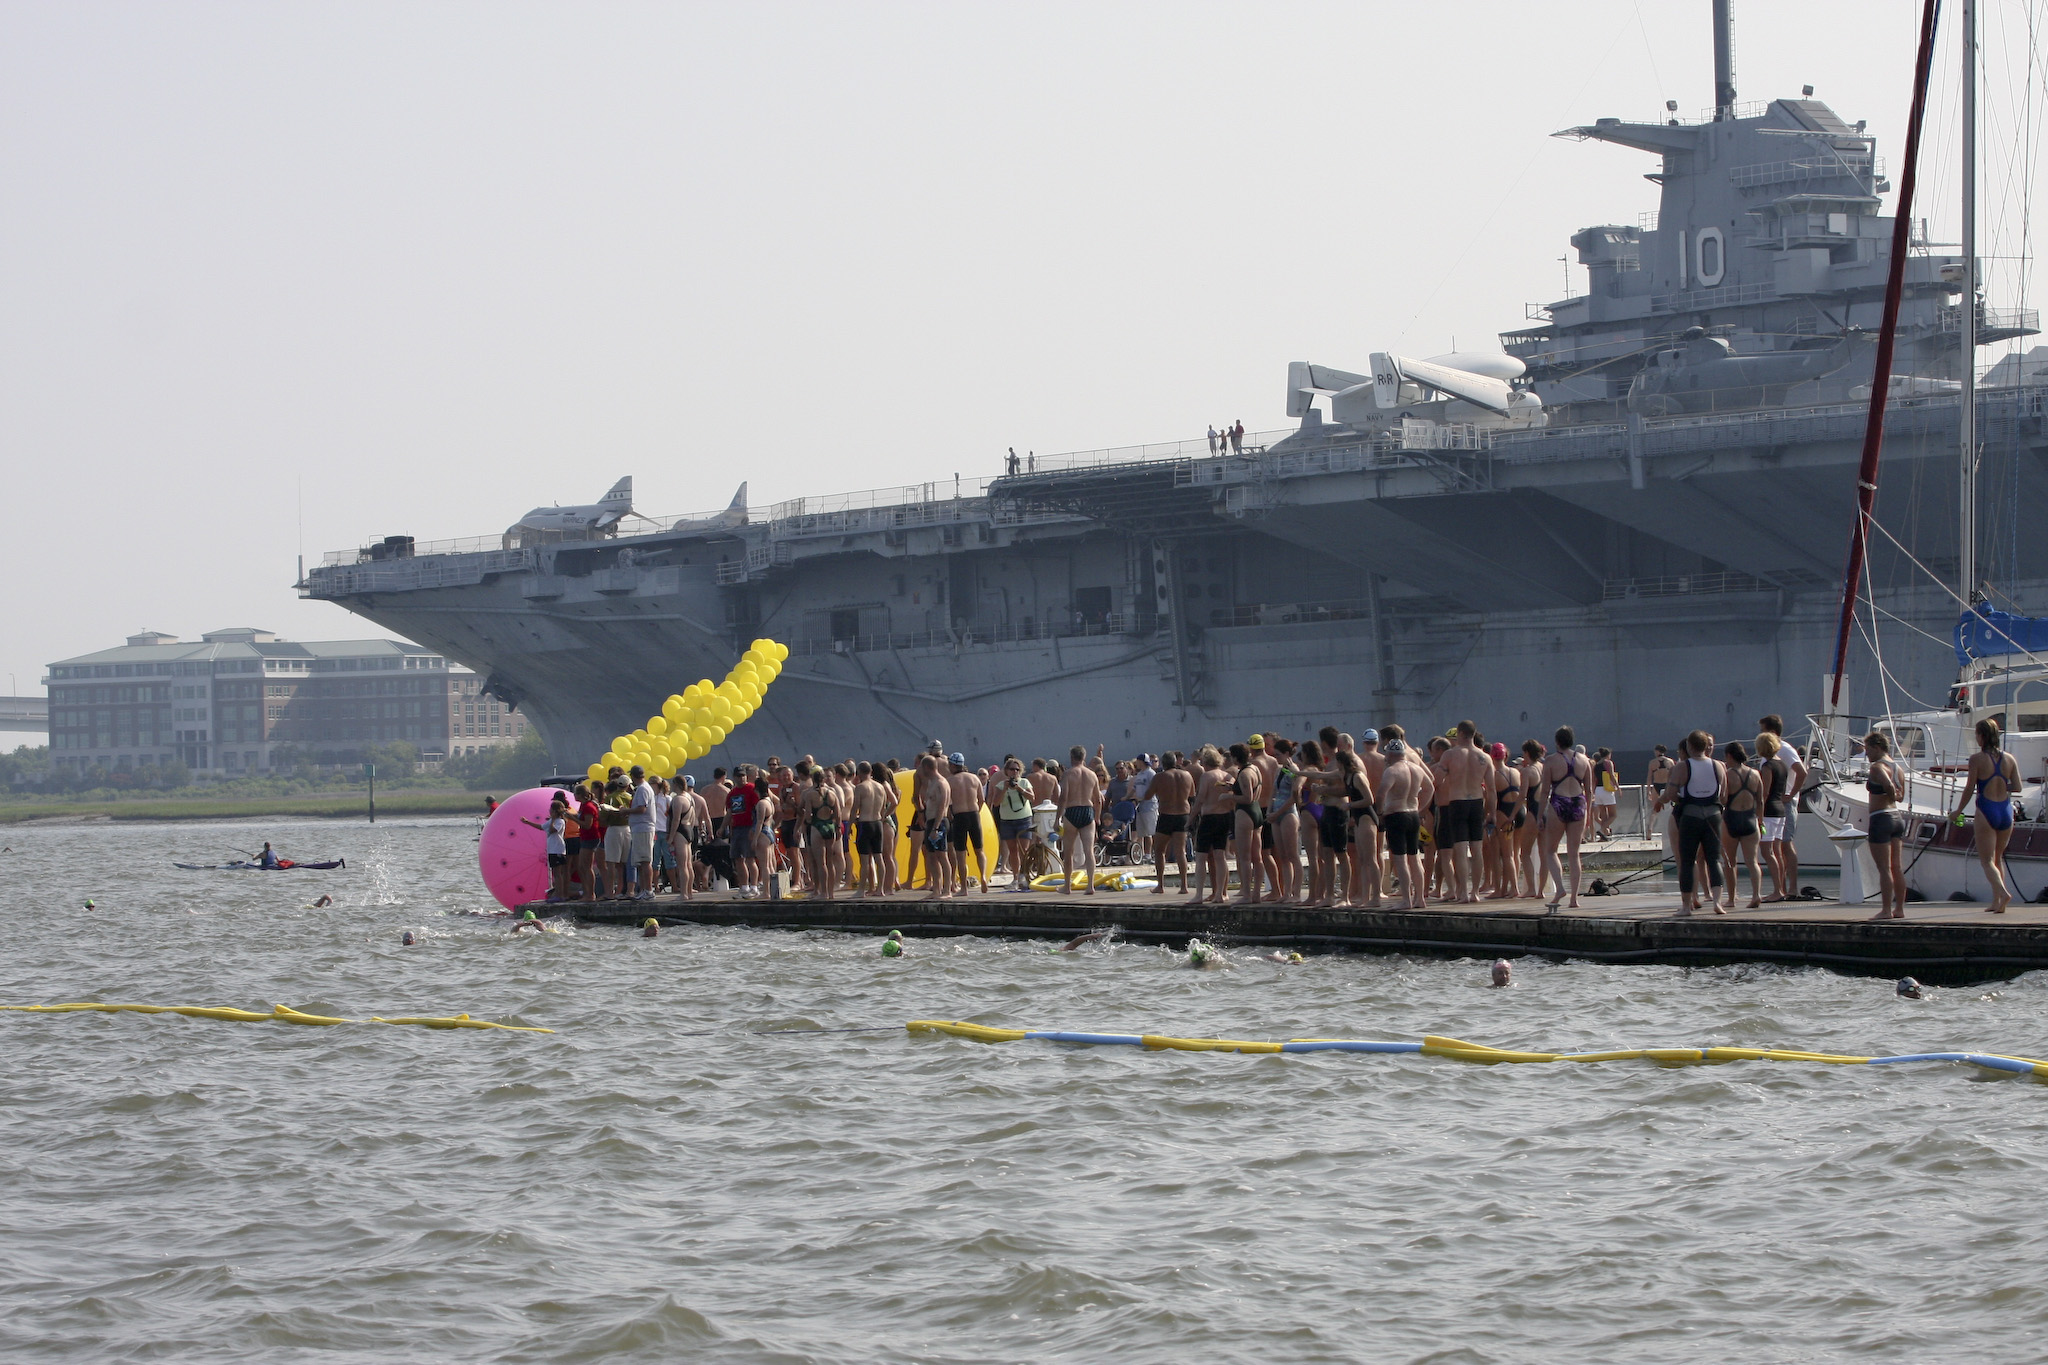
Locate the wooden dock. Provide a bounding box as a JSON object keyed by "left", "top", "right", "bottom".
{"left": 537, "top": 873, "right": 2048, "bottom": 985}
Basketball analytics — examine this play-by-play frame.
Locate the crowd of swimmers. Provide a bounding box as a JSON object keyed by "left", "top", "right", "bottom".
{"left": 494, "top": 713, "right": 1751, "bottom": 913}
{"left": 504, "top": 709, "right": 2029, "bottom": 919}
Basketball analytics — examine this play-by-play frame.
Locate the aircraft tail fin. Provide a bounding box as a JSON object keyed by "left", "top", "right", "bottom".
{"left": 727, "top": 482, "right": 747, "bottom": 513}
{"left": 599, "top": 476, "right": 633, "bottom": 508}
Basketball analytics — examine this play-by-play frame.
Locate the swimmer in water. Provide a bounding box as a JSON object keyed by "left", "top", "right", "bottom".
{"left": 642, "top": 918, "right": 659, "bottom": 938}
{"left": 882, "top": 930, "right": 904, "bottom": 957}
{"left": 1062, "top": 929, "right": 1115, "bottom": 951}
{"left": 1895, "top": 976, "right": 1925, "bottom": 1000}
{"left": 1260, "top": 950, "right": 1304, "bottom": 964}
{"left": 1185, "top": 938, "right": 1228, "bottom": 969}
{"left": 1491, "top": 958, "right": 1513, "bottom": 988}
{"left": 309, "top": 895, "right": 333, "bottom": 908}
{"left": 84, "top": 898, "right": 96, "bottom": 910}
{"left": 510, "top": 909, "right": 545, "bottom": 935}
{"left": 401, "top": 931, "right": 416, "bottom": 946}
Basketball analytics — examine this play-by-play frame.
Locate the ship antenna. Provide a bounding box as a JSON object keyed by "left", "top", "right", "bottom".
{"left": 1712, "top": 0, "right": 1738, "bottom": 121}
{"left": 1828, "top": 0, "right": 1942, "bottom": 710}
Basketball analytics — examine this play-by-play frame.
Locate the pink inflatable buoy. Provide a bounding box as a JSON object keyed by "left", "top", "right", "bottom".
{"left": 478, "top": 786, "right": 563, "bottom": 910}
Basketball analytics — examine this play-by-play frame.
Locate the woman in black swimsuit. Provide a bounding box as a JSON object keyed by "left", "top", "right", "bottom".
{"left": 1719, "top": 741, "right": 1764, "bottom": 908}
{"left": 1863, "top": 731, "right": 1908, "bottom": 921}
{"left": 1226, "top": 742, "right": 1265, "bottom": 905}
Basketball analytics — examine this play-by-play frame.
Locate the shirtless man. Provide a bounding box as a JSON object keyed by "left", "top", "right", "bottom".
{"left": 847, "top": 763, "right": 887, "bottom": 898}
{"left": 1439, "top": 720, "right": 1494, "bottom": 905}
{"left": 1057, "top": 745, "right": 1102, "bottom": 895}
{"left": 914, "top": 754, "right": 953, "bottom": 901}
{"left": 1191, "top": 745, "right": 1235, "bottom": 907}
{"left": 1539, "top": 726, "right": 1591, "bottom": 911}
{"left": 1150, "top": 752, "right": 1194, "bottom": 895}
{"left": 1027, "top": 757, "right": 1059, "bottom": 807}
{"left": 1375, "top": 726, "right": 1433, "bottom": 909}
{"left": 707, "top": 768, "right": 733, "bottom": 844}
{"left": 947, "top": 753, "right": 990, "bottom": 894}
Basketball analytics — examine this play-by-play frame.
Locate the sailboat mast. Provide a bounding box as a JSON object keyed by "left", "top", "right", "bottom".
{"left": 1829, "top": 0, "right": 1943, "bottom": 709}
{"left": 1960, "top": 0, "right": 1979, "bottom": 605}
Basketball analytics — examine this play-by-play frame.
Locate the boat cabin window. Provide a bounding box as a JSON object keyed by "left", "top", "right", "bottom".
{"left": 1878, "top": 726, "right": 1927, "bottom": 759}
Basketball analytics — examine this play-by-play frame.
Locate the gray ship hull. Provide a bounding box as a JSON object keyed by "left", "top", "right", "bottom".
{"left": 305, "top": 392, "right": 2047, "bottom": 770}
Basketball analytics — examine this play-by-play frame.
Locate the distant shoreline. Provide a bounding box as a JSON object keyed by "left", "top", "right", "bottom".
{"left": 0, "top": 791, "right": 488, "bottom": 825}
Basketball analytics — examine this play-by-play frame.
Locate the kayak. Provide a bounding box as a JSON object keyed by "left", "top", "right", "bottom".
{"left": 172, "top": 859, "right": 347, "bottom": 871}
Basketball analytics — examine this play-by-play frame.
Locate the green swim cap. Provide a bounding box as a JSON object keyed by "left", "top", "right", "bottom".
{"left": 887, "top": 929, "right": 903, "bottom": 940}
{"left": 882, "top": 939, "right": 902, "bottom": 957}
{"left": 521, "top": 909, "right": 537, "bottom": 920}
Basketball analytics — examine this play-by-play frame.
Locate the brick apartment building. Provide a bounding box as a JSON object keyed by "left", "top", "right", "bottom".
{"left": 45, "top": 628, "right": 530, "bottom": 776}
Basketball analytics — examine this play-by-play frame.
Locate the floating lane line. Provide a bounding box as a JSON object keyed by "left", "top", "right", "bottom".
{"left": 1, "top": 1002, "right": 550, "bottom": 1033}
{"left": 905, "top": 1020, "right": 2046, "bottom": 1077}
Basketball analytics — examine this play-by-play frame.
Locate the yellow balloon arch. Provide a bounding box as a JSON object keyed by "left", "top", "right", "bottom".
{"left": 583, "top": 639, "right": 790, "bottom": 783}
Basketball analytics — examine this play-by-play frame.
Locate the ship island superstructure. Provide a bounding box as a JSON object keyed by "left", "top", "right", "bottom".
{"left": 304, "top": 12, "right": 2047, "bottom": 770}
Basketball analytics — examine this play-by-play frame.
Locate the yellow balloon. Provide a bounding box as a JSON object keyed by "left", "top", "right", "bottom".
{"left": 612, "top": 736, "right": 634, "bottom": 756}
{"left": 586, "top": 763, "right": 606, "bottom": 783}
{"left": 648, "top": 716, "right": 668, "bottom": 737}
{"left": 683, "top": 742, "right": 705, "bottom": 761}
{"left": 691, "top": 725, "right": 712, "bottom": 749}
{"left": 600, "top": 751, "right": 623, "bottom": 769}
{"left": 771, "top": 642, "right": 789, "bottom": 661}
{"left": 708, "top": 725, "right": 728, "bottom": 745}
{"left": 695, "top": 678, "right": 715, "bottom": 694}
{"left": 631, "top": 728, "right": 649, "bottom": 743}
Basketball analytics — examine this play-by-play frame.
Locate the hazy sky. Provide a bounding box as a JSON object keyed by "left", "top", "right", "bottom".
{"left": 3, "top": 1, "right": 2038, "bottom": 725}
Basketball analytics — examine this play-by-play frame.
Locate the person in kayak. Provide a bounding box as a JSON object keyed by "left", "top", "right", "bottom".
{"left": 257, "top": 843, "right": 282, "bottom": 869}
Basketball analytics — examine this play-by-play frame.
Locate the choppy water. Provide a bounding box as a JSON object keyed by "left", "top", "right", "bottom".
{"left": 2, "top": 816, "right": 2045, "bottom": 1363}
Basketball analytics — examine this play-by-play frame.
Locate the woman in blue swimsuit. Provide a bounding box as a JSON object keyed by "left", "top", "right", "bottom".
{"left": 1951, "top": 717, "right": 2021, "bottom": 913}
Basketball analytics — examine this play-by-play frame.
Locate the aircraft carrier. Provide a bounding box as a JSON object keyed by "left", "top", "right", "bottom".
{"left": 303, "top": 10, "right": 2047, "bottom": 770}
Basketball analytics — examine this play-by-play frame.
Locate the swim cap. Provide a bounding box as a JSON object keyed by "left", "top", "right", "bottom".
{"left": 1288, "top": 952, "right": 1303, "bottom": 963}
{"left": 882, "top": 939, "right": 902, "bottom": 957}
{"left": 1358, "top": 729, "right": 1379, "bottom": 743}
{"left": 887, "top": 930, "right": 903, "bottom": 940}
{"left": 1246, "top": 734, "right": 1265, "bottom": 749}
{"left": 401, "top": 931, "right": 415, "bottom": 945}
{"left": 1490, "top": 742, "right": 1508, "bottom": 760}
{"left": 1381, "top": 739, "right": 1407, "bottom": 757}
{"left": 643, "top": 918, "right": 658, "bottom": 929}
{"left": 521, "top": 909, "right": 537, "bottom": 920}
{"left": 83, "top": 899, "right": 96, "bottom": 909}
